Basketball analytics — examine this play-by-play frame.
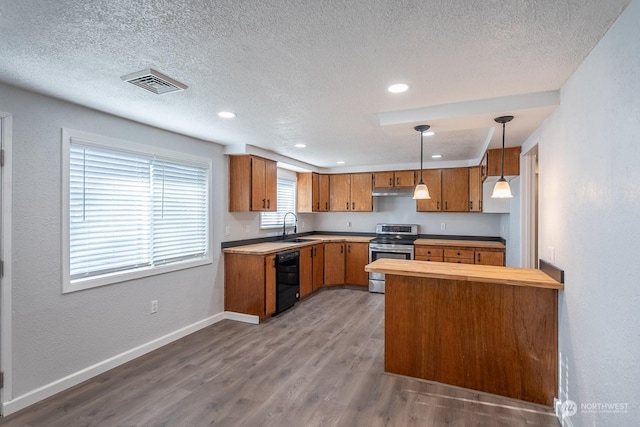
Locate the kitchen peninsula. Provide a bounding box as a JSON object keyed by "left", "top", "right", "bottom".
{"left": 365, "top": 258, "right": 563, "bottom": 406}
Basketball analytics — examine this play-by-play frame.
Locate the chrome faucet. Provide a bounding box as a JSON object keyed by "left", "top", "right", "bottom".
{"left": 282, "top": 212, "right": 298, "bottom": 240}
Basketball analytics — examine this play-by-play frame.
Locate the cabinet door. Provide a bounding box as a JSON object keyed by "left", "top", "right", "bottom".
{"left": 475, "top": 250, "right": 505, "bottom": 266}
{"left": 487, "top": 147, "right": 521, "bottom": 177}
{"left": 374, "top": 172, "right": 394, "bottom": 188}
{"left": 324, "top": 243, "right": 345, "bottom": 286}
{"left": 264, "top": 254, "right": 276, "bottom": 316}
{"left": 330, "top": 174, "right": 351, "bottom": 211}
{"left": 310, "top": 173, "right": 320, "bottom": 212}
{"left": 346, "top": 242, "right": 369, "bottom": 286}
{"left": 318, "top": 174, "right": 330, "bottom": 212}
{"left": 312, "top": 244, "right": 324, "bottom": 290}
{"left": 350, "top": 173, "right": 373, "bottom": 212}
{"left": 264, "top": 159, "right": 277, "bottom": 211}
{"left": 416, "top": 169, "right": 442, "bottom": 212}
{"left": 250, "top": 157, "right": 266, "bottom": 211}
{"left": 468, "top": 166, "right": 482, "bottom": 212}
{"left": 442, "top": 168, "right": 469, "bottom": 212}
{"left": 297, "top": 172, "right": 313, "bottom": 213}
{"left": 299, "top": 246, "right": 313, "bottom": 298}
{"left": 394, "top": 170, "right": 416, "bottom": 188}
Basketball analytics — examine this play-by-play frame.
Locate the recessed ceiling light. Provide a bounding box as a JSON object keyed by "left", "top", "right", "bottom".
{"left": 387, "top": 83, "right": 409, "bottom": 93}
{"left": 336, "top": 161, "right": 345, "bottom": 164}
{"left": 423, "top": 131, "right": 435, "bottom": 136}
{"left": 431, "top": 154, "right": 442, "bottom": 159}
{"left": 218, "top": 111, "right": 236, "bottom": 118}
{"left": 294, "top": 143, "right": 306, "bottom": 148}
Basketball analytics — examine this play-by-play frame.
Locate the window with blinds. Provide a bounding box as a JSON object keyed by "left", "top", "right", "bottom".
{"left": 63, "top": 129, "right": 210, "bottom": 292}
{"left": 260, "top": 179, "right": 296, "bottom": 228}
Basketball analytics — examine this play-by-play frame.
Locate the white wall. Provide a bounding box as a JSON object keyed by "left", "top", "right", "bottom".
{"left": 0, "top": 84, "right": 226, "bottom": 409}
{"left": 535, "top": 1, "right": 640, "bottom": 425}
{"left": 314, "top": 196, "right": 502, "bottom": 236}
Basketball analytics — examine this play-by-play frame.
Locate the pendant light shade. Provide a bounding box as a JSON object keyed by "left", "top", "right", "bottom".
{"left": 413, "top": 125, "right": 431, "bottom": 200}
{"left": 491, "top": 115, "right": 514, "bottom": 199}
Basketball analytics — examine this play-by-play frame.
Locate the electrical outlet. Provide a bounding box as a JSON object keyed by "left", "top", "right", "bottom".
{"left": 245, "top": 225, "right": 250, "bottom": 234}
{"left": 151, "top": 300, "right": 158, "bottom": 314}
{"left": 440, "top": 223, "right": 446, "bottom": 230}
{"left": 347, "top": 221, "right": 351, "bottom": 227}
{"left": 301, "top": 221, "right": 305, "bottom": 229}
{"left": 547, "top": 246, "right": 555, "bottom": 263}
{"left": 225, "top": 226, "right": 230, "bottom": 236}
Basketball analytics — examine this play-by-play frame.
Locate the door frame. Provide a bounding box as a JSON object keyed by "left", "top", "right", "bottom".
{"left": 520, "top": 138, "right": 539, "bottom": 269}
{"left": 0, "top": 112, "right": 13, "bottom": 412}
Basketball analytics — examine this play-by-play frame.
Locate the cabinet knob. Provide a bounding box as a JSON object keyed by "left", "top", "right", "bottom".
{"left": 346, "top": 202, "right": 349, "bottom": 210}
{"left": 437, "top": 201, "right": 440, "bottom": 210}
{"left": 352, "top": 202, "right": 355, "bottom": 210}
{"left": 389, "top": 178, "right": 393, "bottom": 186}
{"left": 469, "top": 201, "right": 473, "bottom": 210}
{"left": 262, "top": 198, "right": 266, "bottom": 208}
{"left": 445, "top": 202, "right": 448, "bottom": 210}
{"left": 267, "top": 199, "right": 270, "bottom": 209}
{"left": 427, "top": 251, "right": 432, "bottom": 254}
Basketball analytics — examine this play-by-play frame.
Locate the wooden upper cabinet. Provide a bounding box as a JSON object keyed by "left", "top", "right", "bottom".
{"left": 374, "top": 171, "right": 394, "bottom": 188}
{"left": 350, "top": 173, "right": 373, "bottom": 212}
{"left": 468, "top": 166, "right": 482, "bottom": 212}
{"left": 318, "top": 174, "right": 330, "bottom": 212}
{"left": 394, "top": 170, "right": 416, "bottom": 188}
{"left": 487, "top": 147, "right": 521, "bottom": 177}
{"left": 330, "top": 174, "right": 351, "bottom": 212}
{"left": 297, "top": 172, "right": 330, "bottom": 213}
{"left": 345, "top": 242, "right": 369, "bottom": 286}
{"left": 374, "top": 170, "right": 416, "bottom": 188}
{"left": 480, "top": 151, "right": 489, "bottom": 181}
{"left": 416, "top": 169, "right": 442, "bottom": 212}
{"left": 330, "top": 173, "right": 373, "bottom": 212}
{"left": 229, "top": 155, "right": 277, "bottom": 212}
{"left": 442, "top": 168, "right": 469, "bottom": 212}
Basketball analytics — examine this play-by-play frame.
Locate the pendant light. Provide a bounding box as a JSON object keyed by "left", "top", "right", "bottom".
{"left": 413, "top": 125, "right": 431, "bottom": 200}
{"left": 491, "top": 115, "right": 514, "bottom": 199}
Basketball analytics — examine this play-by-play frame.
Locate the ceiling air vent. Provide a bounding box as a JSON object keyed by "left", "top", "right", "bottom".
{"left": 120, "top": 68, "right": 187, "bottom": 94}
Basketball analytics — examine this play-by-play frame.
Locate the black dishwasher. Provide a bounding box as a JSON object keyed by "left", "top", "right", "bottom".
{"left": 275, "top": 249, "right": 300, "bottom": 314}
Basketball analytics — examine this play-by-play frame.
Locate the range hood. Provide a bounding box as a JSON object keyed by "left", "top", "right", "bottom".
{"left": 372, "top": 187, "right": 415, "bottom": 197}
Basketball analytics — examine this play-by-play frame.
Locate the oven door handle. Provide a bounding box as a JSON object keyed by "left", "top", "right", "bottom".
{"left": 370, "top": 248, "right": 414, "bottom": 254}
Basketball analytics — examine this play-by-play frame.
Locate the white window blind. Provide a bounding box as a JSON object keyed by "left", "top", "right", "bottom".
{"left": 260, "top": 179, "right": 296, "bottom": 228}
{"left": 69, "top": 141, "right": 208, "bottom": 281}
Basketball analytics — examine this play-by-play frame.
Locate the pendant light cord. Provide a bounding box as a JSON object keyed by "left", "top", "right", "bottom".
{"left": 501, "top": 122, "right": 506, "bottom": 179}
{"left": 419, "top": 131, "right": 424, "bottom": 184}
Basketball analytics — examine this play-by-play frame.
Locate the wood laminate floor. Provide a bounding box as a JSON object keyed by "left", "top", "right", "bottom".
{"left": 0, "top": 288, "right": 560, "bottom": 427}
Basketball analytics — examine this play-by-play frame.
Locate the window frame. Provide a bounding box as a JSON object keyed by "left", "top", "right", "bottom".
{"left": 260, "top": 176, "right": 297, "bottom": 230}
{"left": 61, "top": 128, "right": 212, "bottom": 293}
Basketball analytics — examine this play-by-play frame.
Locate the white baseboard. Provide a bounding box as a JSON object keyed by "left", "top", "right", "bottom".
{"left": 224, "top": 311, "right": 259, "bottom": 324}
{"left": 2, "top": 311, "right": 243, "bottom": 416}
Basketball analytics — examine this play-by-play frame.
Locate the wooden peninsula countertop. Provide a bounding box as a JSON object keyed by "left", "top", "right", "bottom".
{"left": 365, "top": 258, "right": 563, "bottom": 289}
{"left": 370, "top": 257, "right": 562, "bottom": 406}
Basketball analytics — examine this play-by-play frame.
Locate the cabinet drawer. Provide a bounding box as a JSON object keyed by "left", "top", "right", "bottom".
{"left": 444, "top": 249, "right": 475, "bottom": 259}
{"left": 416, "top": 255, "right": 444, "bottom": 262}
{"left": 415, "top": 247, "right": 444, "bottom": 257}
{"left": 444, "top": 257, "right": 475, "bottom": 264}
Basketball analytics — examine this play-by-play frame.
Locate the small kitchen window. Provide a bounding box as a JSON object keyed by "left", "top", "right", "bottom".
{"left": 61, "top": 128, "right": 211, "bottom": 293}
{"left": 260, "top": 178, "right": 296, "bottom": 229}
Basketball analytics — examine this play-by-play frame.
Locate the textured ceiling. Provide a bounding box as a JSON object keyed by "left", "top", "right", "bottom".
{"left": 0, "top": 0, "right": 630, "bottom": 171}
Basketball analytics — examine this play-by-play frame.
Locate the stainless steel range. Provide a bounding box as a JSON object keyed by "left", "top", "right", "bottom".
{"left": 368, "top": 223, "right": 419, "bottom": 293}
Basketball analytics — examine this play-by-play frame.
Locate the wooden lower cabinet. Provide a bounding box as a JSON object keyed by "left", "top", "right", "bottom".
{"left": 415, "top": 244, "right": 505, "bottom": 266}
{"left": 475, "top": 250, "right": 505, "bottom": 266}
{"left": 312, "top": 244, "right": 324, "bottom": 290}
{"left": 346, "top": 242, "right": 369, "bottom": 286}
{"left": 324, "top": 242, "right": 346, "bottom": 286}
{"left": 415, "top": 246, "right": 444, "bottom": 262}
{"left": 225, "top": 253, "right": 276, "bottom": 317}
{"left": 299, "top": 246, "right": 313, "bottom": 298}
